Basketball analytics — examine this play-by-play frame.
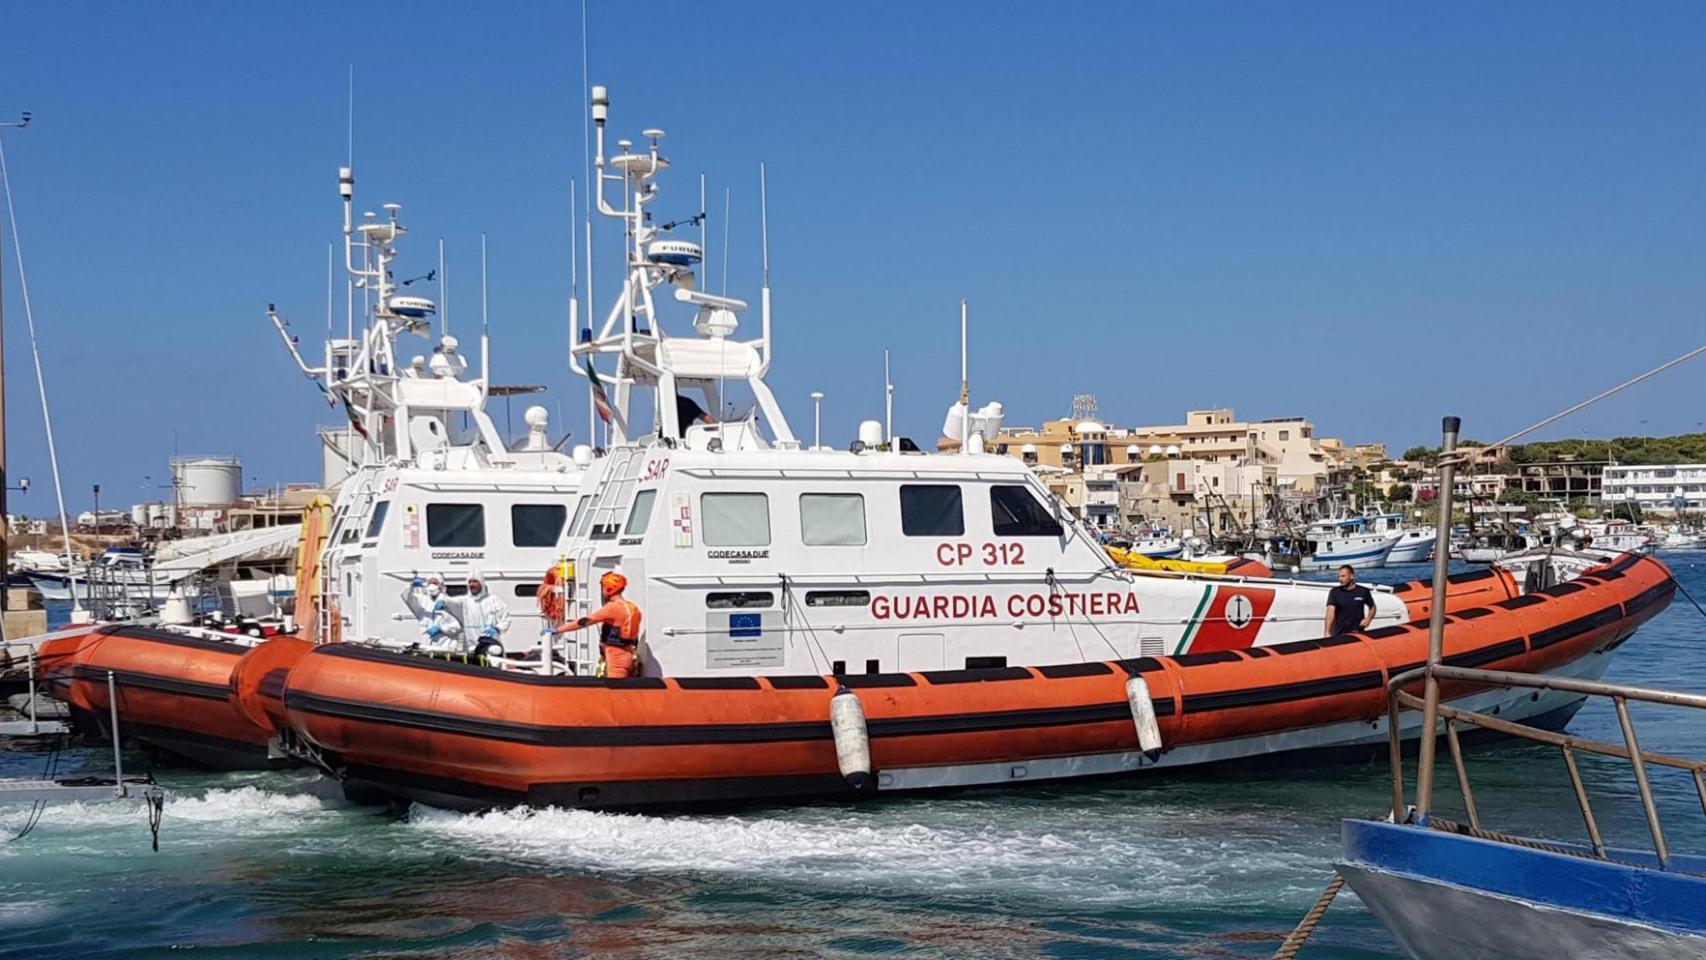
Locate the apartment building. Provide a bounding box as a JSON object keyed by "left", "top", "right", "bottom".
{"left": 1603, "top": 464, "right": 1706, "bottom": 514}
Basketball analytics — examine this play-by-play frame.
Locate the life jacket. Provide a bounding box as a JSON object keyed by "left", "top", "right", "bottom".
{"left": 599, "top": 599, "right": 642, "bottom": 648}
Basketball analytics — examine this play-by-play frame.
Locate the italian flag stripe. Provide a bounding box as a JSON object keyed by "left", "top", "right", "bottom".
{"left": 1174, "top": 584, "right": 1214, "bottom": 655}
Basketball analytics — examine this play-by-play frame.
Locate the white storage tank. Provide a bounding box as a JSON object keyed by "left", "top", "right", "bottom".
{"left": 171, "top": 456, "right": 243, "bottom": 506}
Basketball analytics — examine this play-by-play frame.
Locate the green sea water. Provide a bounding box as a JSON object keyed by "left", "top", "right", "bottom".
{"left": 2, "top": 558, "right": 1703, "bottom": 959}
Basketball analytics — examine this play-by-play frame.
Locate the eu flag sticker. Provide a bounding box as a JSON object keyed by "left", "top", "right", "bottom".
{"left": 729, "top": 613, "right": 763, "bottom": 638}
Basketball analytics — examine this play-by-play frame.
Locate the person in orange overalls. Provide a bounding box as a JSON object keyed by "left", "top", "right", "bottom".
{"left": 555, "top": 570, "right": 644, "bottom": 678}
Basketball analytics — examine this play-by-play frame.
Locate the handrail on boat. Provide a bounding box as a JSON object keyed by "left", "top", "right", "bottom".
{"left": 1385, "top": 662, "right": 1706, "bottom": 869}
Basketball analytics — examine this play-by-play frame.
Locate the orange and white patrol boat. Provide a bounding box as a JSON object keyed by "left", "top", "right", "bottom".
{"left": 261, "top": 87, "right": 1676, "bottom": 810}
{"left": 275, "top": 551, "right": 1671, "bottom": 809}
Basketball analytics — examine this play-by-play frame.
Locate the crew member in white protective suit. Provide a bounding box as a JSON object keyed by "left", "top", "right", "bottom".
{"left": 401, "top": 573, "right": 462, "bottom": 650}
{"left": 439, "top": 569, "right": 511, "bottom": 660}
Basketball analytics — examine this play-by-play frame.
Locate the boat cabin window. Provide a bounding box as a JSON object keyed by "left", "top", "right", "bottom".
{"left": 706, "top": 591, "right": 774, "bottom": 608}
{"left": 702, "top": 493, "right": 771, "bottom": 546}
{"left": 799, "top": 493, "right": 867, "bottom": 546}
{"left": 806, "top": 589, "right": 870, "bottom": 607}
{"left": 511, "top": 504, "right": 567, "bottom": 547}
{"left": 364, "top": 501, "right": 390, "bottom": 541}
{"left": 426, "top": 504, "right": 485, "bottom": 548}
{"left": 900, "top": 485, "right": 964, "bottom": 537}
{"left": 624, "top": 490, "right": 658, "bottom": 538}
{"left": 990, "top": 484, "right": 1062, "bottom": 537}
{"left": 568, "top": 495, "right": 593, "bottom": 539}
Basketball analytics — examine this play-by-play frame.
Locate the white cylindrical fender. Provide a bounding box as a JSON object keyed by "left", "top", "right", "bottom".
{"left": 1125, "top": 675, "right": 1164, "bottom": 761}
{"left": 160, "top": 588, "right": 194, "bottom": 626}
{"left": 829, "top": 685, "right": 873, "bottom": 792}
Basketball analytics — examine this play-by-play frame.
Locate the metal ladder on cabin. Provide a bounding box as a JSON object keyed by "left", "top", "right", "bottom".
{"left": 558, "top": 447, "right": 647, "bottom": 675}
{"left": 319, "top": 470, "right": 382, "bottom": 643}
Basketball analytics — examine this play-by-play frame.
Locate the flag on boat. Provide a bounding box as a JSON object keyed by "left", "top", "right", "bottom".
{"left": 341, "top": 397, "right": 370, "bottom": 439}
{"left": 586, "top": 358, "right": 612, "bottom": 424}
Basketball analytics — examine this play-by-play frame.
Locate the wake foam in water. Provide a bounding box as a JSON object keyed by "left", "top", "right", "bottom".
{"left": 0, "top": 784, "right": 339, "bottom": 853}
{"left": 408, "top": 801, "right": 1330, "bottom": 905}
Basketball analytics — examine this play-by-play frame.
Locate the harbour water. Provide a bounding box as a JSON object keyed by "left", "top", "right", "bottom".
{"left": 2, "top": 557, "right": 1702, "bottom": 959}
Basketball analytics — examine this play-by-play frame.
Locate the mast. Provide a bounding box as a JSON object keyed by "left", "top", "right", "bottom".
{"left": 573, "top": 85, "right": 797, "bottom": 448}
{"left": 884, "top": 348, "right": 893, "bottom": 447}
{"left": 0, "top": 114, "right": 24, "bottom": 604}
{"left": 0, "top": 119, "right": 76, "bottom": 586}
{"left": 959, "top": 299, "right": 969, "bottom": 452}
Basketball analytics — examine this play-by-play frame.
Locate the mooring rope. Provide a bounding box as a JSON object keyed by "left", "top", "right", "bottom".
{"left": 1481, "top": 343, "right": 1706, "bottom": 452}
{"left": 1271, "top": 872, "right": 1345, "bottom": 960}
{"left": 1666, "top": 575, "right": 1706, "bottom": 624}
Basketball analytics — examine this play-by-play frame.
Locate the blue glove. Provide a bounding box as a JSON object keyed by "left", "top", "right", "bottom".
{"left": 411, "top": 577, "right": 424, "bottom": 587}
{"left": 426, "top": 624, "right": 442, "bottom": 638}
{"left": 432, "top": 600, "right": 445, "bottom": 612}
{"left": 481, "top": 627, "right": 498, "bottom": 640}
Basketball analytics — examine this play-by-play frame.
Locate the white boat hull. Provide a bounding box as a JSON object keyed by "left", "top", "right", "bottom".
{"left": 1298, "top": 538, "right": 1397, "bottom": 571}
{"left": 28, "top": 573, "right": 191, "bottom": 605}
{"left": 1387, "top": 531, "right": 1437, "bottom": 565}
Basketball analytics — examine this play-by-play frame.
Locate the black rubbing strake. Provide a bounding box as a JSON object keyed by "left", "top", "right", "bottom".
{"left": 1037, "top": 661, "right": 1115, "bottom": 679}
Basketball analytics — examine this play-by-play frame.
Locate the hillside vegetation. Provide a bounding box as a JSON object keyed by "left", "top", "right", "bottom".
{"left": 1404, "top": 433, "right": 1706, "bottom": 467}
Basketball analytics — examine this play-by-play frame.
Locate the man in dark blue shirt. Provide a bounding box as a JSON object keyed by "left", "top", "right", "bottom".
{"left": 1325, "top": 564, "right": 1376, "bottom": 636}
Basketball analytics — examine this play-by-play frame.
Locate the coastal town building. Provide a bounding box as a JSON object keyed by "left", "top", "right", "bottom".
{"left": 1515, "top": 459, "right": 1608, "bottom": 503}
{"left": 993, "top": 401, "right": 1352, "bottom": 533}
{"left": 1602, "top": 463, "right": 1706, "bottom": 514}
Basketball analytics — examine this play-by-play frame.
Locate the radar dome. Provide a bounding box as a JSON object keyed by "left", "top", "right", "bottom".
{"left": 388, "top": 295, "right": 436, "bottom": 320}
{"left": 647, "top": 239, "right": 703, "bottom": 267}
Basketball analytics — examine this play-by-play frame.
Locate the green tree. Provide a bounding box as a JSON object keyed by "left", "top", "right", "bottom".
{"left": 1388, "top": 483, "right": 1414, "bottom": 502}
{"left": 1403, "top": 446, "right": 1437, "bottom": 465}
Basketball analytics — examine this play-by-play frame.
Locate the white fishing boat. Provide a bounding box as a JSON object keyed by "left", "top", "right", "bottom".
{"left": 1129, "top": 534, "right": 1183, "bottom": 560}
{"left": 1297, "top": 517, "right": 1401, "bottom": 570}
{"left": 1572, "top": 518, "right": 1655, "bottom": 554}
{"left": 1385, "top": 527, "right": 1437, "bottom": 564}
{"left": 1658, "top": 527, "right": 1704, "bottom": 549}
{"left": 1350, "top": 512, "right": 1435, "bottom": 564}
{"left": 27, "top": 547, "right": 189, "bottom": 605}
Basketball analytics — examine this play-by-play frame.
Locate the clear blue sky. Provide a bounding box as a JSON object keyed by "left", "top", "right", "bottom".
{"left": 3, "top": 2, "right": 1704, "bottom": 511}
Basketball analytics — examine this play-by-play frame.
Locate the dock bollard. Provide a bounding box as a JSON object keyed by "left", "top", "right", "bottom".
{"left": 1126, "top": 676, "right": 1164, "bottom": 761}
{"left": 829, "top": 685, "right": 873, "bottom": 792}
